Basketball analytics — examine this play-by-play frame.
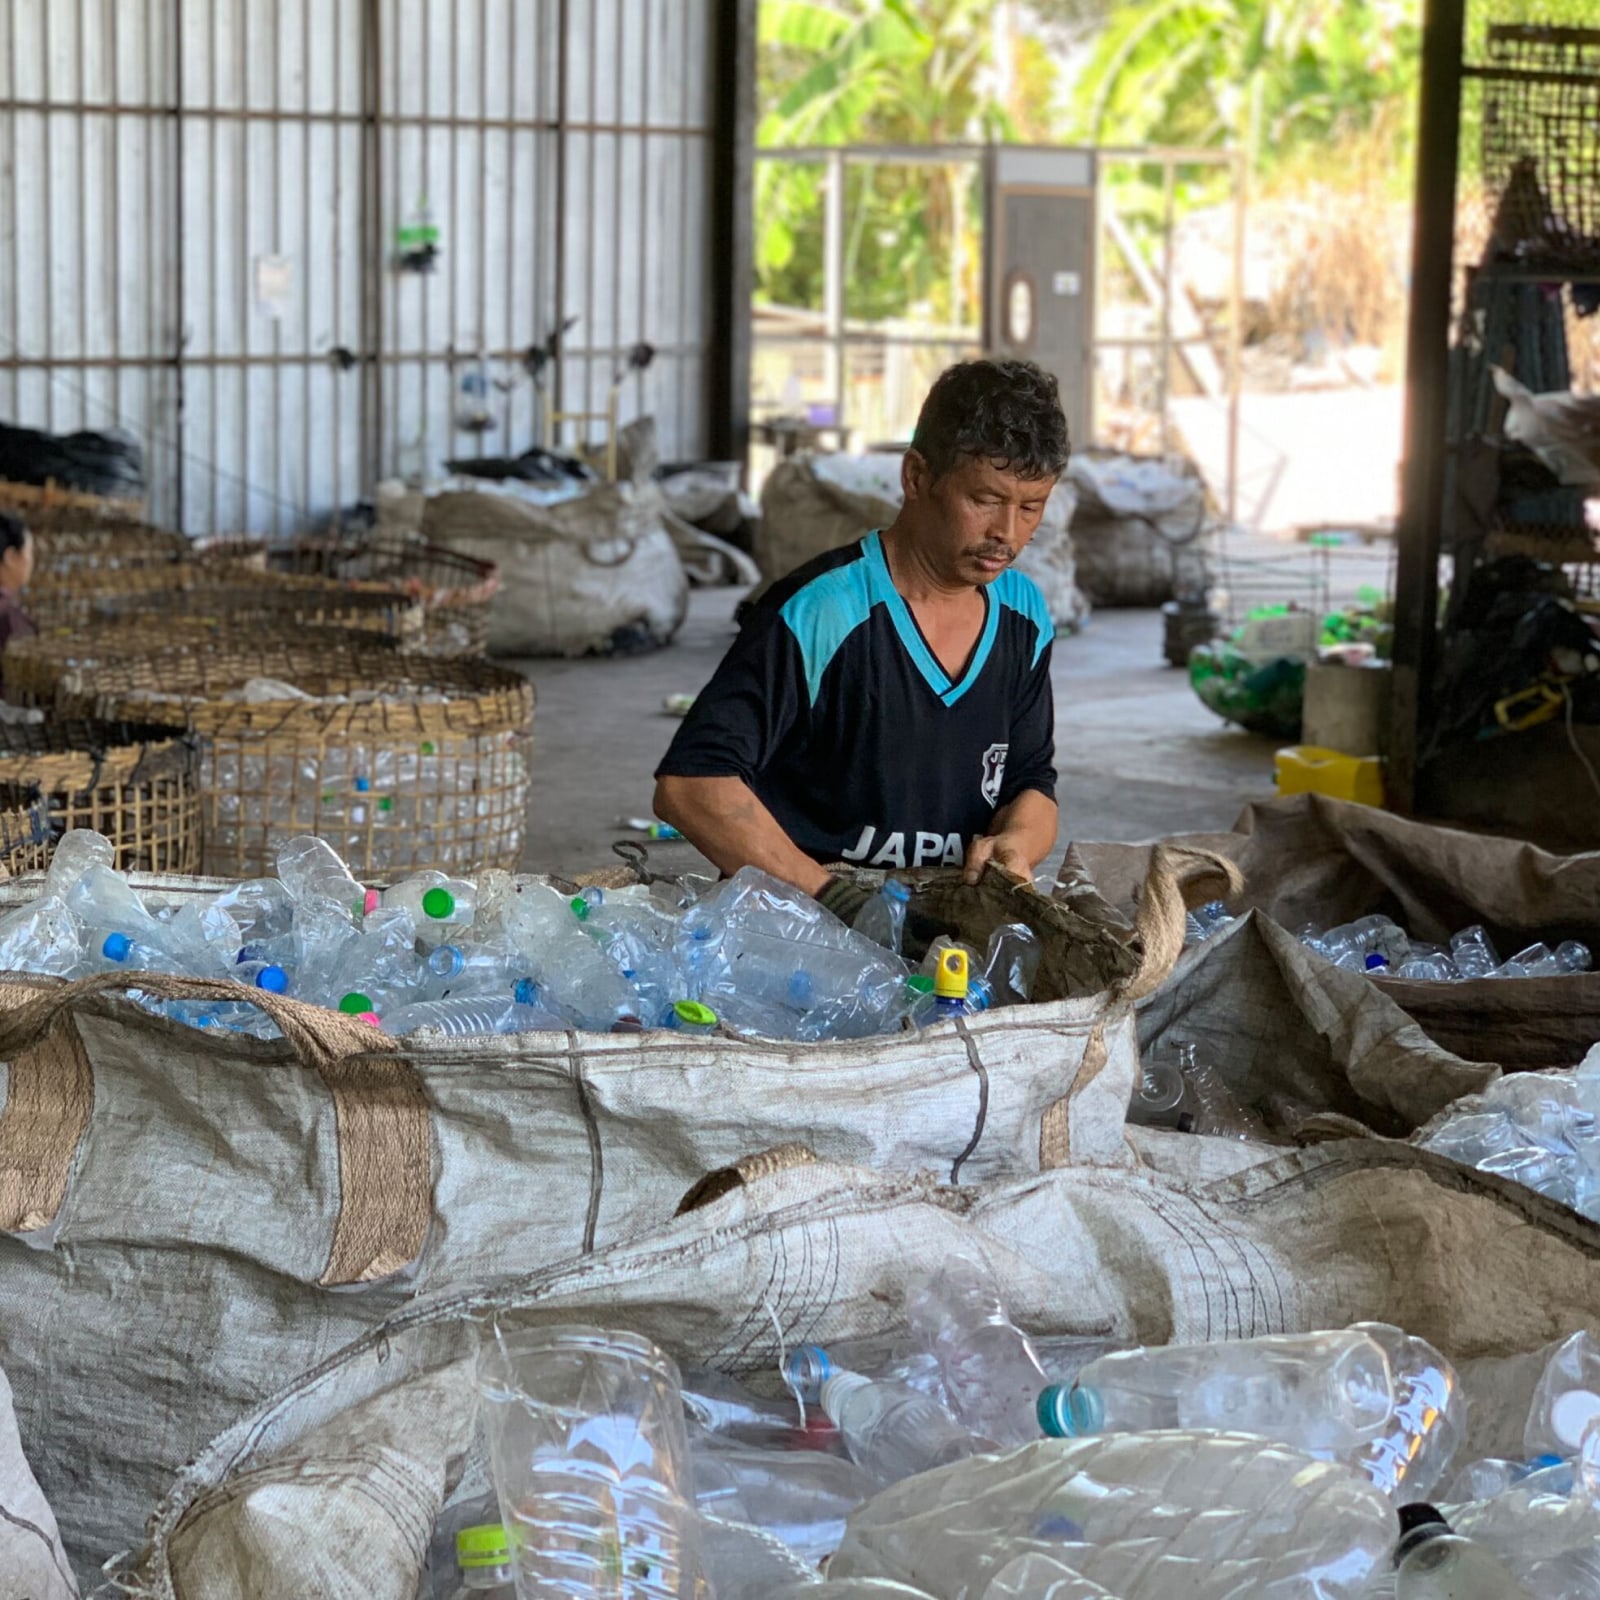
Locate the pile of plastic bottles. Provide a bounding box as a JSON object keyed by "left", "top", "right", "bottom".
{"left": 1420, "top": 1058, "right": 1600, "bottom": 1221}
{"left": 433, "top": 1257, "right": 1600, "bottom": 1599}
{"left": 1126, "top": 1039, "right": 1281, "bottom": 1142}
{"left": 0, "top": 831, "right": 1042, "bottom": 1041}
{"left": 1302, "top": 915, "right": 1592, "bottom": 983}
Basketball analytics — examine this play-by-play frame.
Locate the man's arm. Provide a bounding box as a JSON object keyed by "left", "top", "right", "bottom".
{"left": 653, "top": 774, "right": 831, "bottom": 896}
{"left": 962, "top": 789, "right": 1059, "bottom": 885}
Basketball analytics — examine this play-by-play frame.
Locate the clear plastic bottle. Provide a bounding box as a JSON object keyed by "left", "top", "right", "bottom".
{"left": 1347, "top": 1323, "right": 1463, "bottom": 1500}
{"left": 492, "top": 882, "right": 643, "bottom": 1030}
{"left": 1393, "top": 1505, "right": 1537, "bottom": 1600}
{"left": 903, "top": 1254, "right": 1048, "bottom": 1447}
{"left": 1524, "top": 1328, "right": 1600, "bottom": 1459}
{"left": 854, "top": 879, "right": 912, "bottom": 957}
{"left": 446, "top": 1523, "right": 516, "bottom": 1598}
{"left": 691, "top": 1438, "right": 876, "bottom": 1566}
{"left": 276, "top": 835, "right": 366, "bottom": 918}
{"left": 1450, "top": 926, "right": 1501, "bottom": 980}
{"left": 380, "top": 992, "right": 569, "bottom": 1038}
{"left": 820, "top": 1370, "right": 979, "bottom": 1486}
{"left": 1176, "top": 1042, "right": 1267, "bottom": 1141}
{"left": 232, "top": 958, "right": 291, "bottom": 995}
{"left": 1309, "top": 916, "right": 1411, "bottom": 971}
{"left": 0, "top": 894, "right": 84, "bottom": 975}
{"left": 981, "top": 923, "right": 1041, "bottom": 1006}
{"left": 383, "top": 873, "right": 478, "bottom": 943}
{"left": 43, "top": 829, "right": 115, "bottom": 896}
{"left": 1038, "top": 1328, "right": 1395, "bottom": 1455}
{"left": 1127, "top": 1058, "right": 1189, "bottom": 1130}
{"left": 423, "top": 942, "right": 518, "bottom": 1000}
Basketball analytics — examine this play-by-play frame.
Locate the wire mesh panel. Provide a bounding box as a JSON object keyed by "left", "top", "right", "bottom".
{"left": 0, "top": 720, "right": 199, "bottom": 874}
{"left": 69, "top": 642, "right": 533, "bottom": 879}
{"left": 1481, "top": 25, "right": 1600, "bottom": 263}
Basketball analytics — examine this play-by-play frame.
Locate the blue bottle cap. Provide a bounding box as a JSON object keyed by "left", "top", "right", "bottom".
{"left": 102, "top": 932, "right": 134, "bottom": 963}
{"left": 787, "top": 970, "right": 817, "bottom": 1009}
{"left": 884, "top": 878, "right": 912, "bottom": 903}
{"left": 784, "top": 1344, "right": 833, "bottom": 1396}
{"left": 1364, "top": 952, "right": 1389, "bottom": 970}
{"left": 1037, "top": 1383, "right": 1102, "bottom": 1438}
{"left": 255, "top": 965, "right": 289, "bottom": 994}
{"left": 354, "top": 776, "right": 371, "bottom": 793}
{"left": 513, "top": 977, "right": 540, "bottom": 1007}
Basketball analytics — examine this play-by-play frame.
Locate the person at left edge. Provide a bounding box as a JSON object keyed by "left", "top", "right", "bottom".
{"left": 652, "top": 358, "right": 1064, "bottom": 929}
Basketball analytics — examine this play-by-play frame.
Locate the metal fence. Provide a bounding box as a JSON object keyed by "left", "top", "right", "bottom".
{"left": 0, "top": 0, "right": 723, "bottom": 534}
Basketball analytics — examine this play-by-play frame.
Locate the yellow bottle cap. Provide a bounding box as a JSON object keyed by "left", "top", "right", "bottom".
{"left": 934, "top": 946, "right": 970, "bottom": 999}
{"left": 457, "top": 1523, "right": 511, "bottom": 1569}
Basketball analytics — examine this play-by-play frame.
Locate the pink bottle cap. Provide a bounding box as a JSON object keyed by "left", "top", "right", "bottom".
{"left": 355, "top": 1011, "right": 382, "bottom": 1029}
{"left": 362, "top": 889, "right": 381, "bottom": 916}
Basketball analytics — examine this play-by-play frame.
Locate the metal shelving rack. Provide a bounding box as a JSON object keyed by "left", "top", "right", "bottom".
{"left": 1388, "top": 4, "right": 1600, "bottom": 814}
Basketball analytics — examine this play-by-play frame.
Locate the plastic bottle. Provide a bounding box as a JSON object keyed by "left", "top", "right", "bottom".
{"left": 382, "top": 873, "right": 477, "bottom": 944}
{"left": 379, "top": 992, "right": 569, "bottom": 1038}
{"left": 692, "top": 1439, "right": 876, "bottom": 1566}
{"left": 820, "top": 1370, "right": 979, "bottom": 1486}
{"left": 1525, "top": 1329, "right": 1600, "bottom": 1460}
{"left": 1308, "top": 916, "right": 1411, "bottom": 971}
{"left": 854, "top": 879, "right": 911, "bottom": 958}
{"left": 1127, "top": 1058, "right": 1188, "bottom": 1130}
{"left": 276, "top": 836, "right": 366, "bottom": 918}
{"left": 1393, "top": 1505, "right": 1537, "bottom": 1599}
{"left": 904, "top": 1254, "right": 1048, "bottom": 1447}
{"left": 1175, "top": 1041, "right": 1267, "bottom": 1141}
{"left": 491, "top": 882, "right": 644, "bottom": 1030}
{"left": 1038, "top": 1328, "right": 1395, "bottom": 1455}
{"left": 233, "top": 958, "right": 291, "bottom": 995}
{"left": 1450, "top": 926, "right": 1501, "bottom": 980}
{"left": 980, "top": 923, "right": 1041, "bottom": 1006}
{"left": 0, "top": 894, "right": 84, "bottom": 976}
{"left": 423, "top": 942, "right": 518, "bottom": 1000}
{"left": 1347, "top": 1324, "right": 1463, "bottom": 1500}
{"left": 447, "top": 1524, "right": 516, "bottom": 1598}
{"left": 43, "top": 829, "right": 115, "bottom": 896}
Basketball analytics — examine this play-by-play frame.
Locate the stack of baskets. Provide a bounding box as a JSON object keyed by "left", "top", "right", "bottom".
{"left": 0, "top": 718, "right": 200, "bottom": 874}
{"left": 273, "top": 535, "right": 500, "bottom": 654}
{"left": 60, "top": 638, "right": 532, "bottom": 879}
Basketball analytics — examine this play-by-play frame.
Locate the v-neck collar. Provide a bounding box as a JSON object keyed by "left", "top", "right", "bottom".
{"left": 863, "top": 531, "right": 1000, "bottom": 707}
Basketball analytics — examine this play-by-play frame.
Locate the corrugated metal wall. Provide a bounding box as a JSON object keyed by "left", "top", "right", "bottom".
{"left": 0, "top": 0, "right": 720, "bottom": 535}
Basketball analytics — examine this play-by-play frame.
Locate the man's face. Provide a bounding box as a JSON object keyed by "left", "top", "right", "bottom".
{"left": 902, "top": 451, "right": 1056, "bottom": 587}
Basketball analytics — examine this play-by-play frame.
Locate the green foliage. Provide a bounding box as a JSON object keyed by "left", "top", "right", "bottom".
{"left": 1067, "top": 0, "right": 1420, "bottom": 174}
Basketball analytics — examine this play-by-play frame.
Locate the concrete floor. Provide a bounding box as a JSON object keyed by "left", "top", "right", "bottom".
{"left": 512, "top": 536, "right": 1396, "bottom": 879}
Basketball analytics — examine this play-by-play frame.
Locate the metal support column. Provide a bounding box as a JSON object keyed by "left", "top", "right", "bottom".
{"left": 1387, "top": 0, "right": 1467, "bottom": 814}
{"left": 708, "top": 0, "right": 756, "bottom": 465}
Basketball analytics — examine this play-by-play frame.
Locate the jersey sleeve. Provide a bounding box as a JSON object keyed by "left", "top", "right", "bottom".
{"left": 654, "top": 606, "right": 806, "bottom": 784}
{"left": 999, "top": 639, "right": 1057, "bottom": 806}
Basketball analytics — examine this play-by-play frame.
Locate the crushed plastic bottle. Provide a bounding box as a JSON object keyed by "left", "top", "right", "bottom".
{"left": 1038, "top": 1328, "right": 1395, "bottom": 1455}
{"left": 1346, "top": 1324, "right": 1464, "bottom": 1500}
{"left": 854, "top": 879, "right": 912, "bottom": 958}
{"left": 904, "top": 1254, "right": 1048, "bottom": 1447}
{"left": 381, "top": 990, "right": 568, "bottom": 1038}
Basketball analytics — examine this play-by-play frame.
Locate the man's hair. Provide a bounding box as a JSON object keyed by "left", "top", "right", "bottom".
{"left": 911, "top": 359, "right": 1069, "bottom": 482}
{"left": 0, "top": 513, "right": 28, "bottom": 555}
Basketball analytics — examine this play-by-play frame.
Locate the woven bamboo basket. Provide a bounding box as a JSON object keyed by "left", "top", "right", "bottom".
{"left": 0, "top": 718, "right": 200, "bottom": 874}
{"left": 0, "top": 478, "right": 145, "bottom": 525}
{"left": 30, "top": 521, "right": 188, "bottom": 576}
{"left": 275, "top": 536, "right": 500, "bottom": 654}
{"left": 86, "top": 569, "right": 426, "bottom": 642}
{"left": 0, "top": 788, "right": 54, "bottom": 878}
{"left": 68, "top": 641, "right": 533, "bottom": 879}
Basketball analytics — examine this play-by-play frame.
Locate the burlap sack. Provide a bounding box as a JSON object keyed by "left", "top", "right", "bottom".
{"left": 123, "top": 1143, "right": 1600, "bottom": 1598}
{"left": 1070, "top": 794, "right": 1600, "bottom": 1069}
{"left": 0, "top": 848, "right": 1219, "bottom": 1580}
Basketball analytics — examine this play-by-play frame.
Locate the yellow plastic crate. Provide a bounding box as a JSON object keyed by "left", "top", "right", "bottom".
{"left": 1275, "top": 745, "right": 1385, "bottom": 807}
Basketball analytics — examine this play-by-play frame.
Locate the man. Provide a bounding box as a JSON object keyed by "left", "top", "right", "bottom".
{"left": 654, "top": 359, "right": 1066, "bottom": 928}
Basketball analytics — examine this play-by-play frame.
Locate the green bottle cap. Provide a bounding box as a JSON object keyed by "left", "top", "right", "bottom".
{"left": 570, "top": 895, "right": 590, "bottom": 921}
{"left": 378, "top": 796, "right": 393, "bottom": 813}
{"left": 906, "top": 974, "right": 935, "bottom": 996}
{"left": 420, "top": 740, "right": 437, "bottom": 756}
{"left": 673, "top": 1000, "right": 718, "bottom": 1028}
{"left": 421, "top": 886, "right": 455, "bottom": 920}
{"left": 456, "top": 1523, "right": 511, "bottom": 1569}
{"left": 338, "top": 992, "right": 373, "bottom": 1015}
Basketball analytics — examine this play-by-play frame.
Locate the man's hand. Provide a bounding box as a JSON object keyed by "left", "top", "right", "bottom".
{"left": 963, "top": 791, "right": 1060, "bottom": 886}
{"left": 962, "top": 831, "right": 1036, "bottom": 886}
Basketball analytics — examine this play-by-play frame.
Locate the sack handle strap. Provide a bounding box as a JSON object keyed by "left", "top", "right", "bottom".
{"left": 0, "top": 974, "right": 431, "bottom": 1287}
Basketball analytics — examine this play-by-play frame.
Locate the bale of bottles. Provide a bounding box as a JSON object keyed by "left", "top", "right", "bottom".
{"left": 0, "top": 717, "right": 200, "bottom": 874}
{"left": 107, "top": 1146, "right": 1600, "bottom": 1599}
{"left": 52, "top": 643, "right": 533, "bottom": 879}
{"left": 272, "top": 534, "right": 502, "bottom": 655}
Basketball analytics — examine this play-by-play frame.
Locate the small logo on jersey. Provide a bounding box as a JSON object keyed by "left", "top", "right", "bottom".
{"left": 980, "top": 743, "right": 1009, "bottom": 806}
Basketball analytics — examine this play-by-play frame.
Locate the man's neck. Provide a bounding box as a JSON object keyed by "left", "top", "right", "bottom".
{"left": 880, "top": 519, "right": 973, "bottom": 604}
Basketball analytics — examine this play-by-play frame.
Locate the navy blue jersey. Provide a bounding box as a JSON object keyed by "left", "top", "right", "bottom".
{"left": 656, "top": 531, "right": 1056, "bottom": 868}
